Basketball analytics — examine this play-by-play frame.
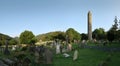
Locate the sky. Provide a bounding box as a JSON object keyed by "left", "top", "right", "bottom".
{"left": 0, "top": 0, "right": 120, "bottom": 37}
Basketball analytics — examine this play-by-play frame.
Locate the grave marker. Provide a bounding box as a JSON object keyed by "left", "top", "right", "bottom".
{"left": 73, "top": 50, "right": 78, "bottom": 61}
{"left": 44, "top": 48, "right": 53, "bottom": 64}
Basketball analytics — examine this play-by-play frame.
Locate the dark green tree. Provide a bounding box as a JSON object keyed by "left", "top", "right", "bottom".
{"left": 107, "top": 16, "right": 119, "bottom": 42}
{"left": 9, "top": 39, "right": 18, "bottom": 45}
{"left": 53, "top": 32, "right": 65, "bottom": 41}
{"left": 107, "top": 30, "right": 115, "bottom": 42}
{"left": 116, "top": 30, "right": 120, "bottom": 41}
{"left": 9, "top": 37, "right": 20, "bottom": 45}
{"left": 112, "top": 16, "right": 118, "bottom": 31}
{"left": 92, "top": 28, "right": 106, "bottom": 40}
{"left": 66, "top": 28, "right": 81, "bottom": 43}
{"left": 81, "top": 33, "right": 88, "bottom": 40}
{"left": 19, "top": 30, "right": 36, "bottom": 44}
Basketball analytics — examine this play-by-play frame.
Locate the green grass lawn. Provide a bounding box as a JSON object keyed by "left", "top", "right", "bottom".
{"left": 53, "top": 48, "right": 120, "bottom": 66}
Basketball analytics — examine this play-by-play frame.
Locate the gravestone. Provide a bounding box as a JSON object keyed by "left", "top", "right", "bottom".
{"left": 35, "top": 47, "right": 39, "bottom": 63}
{"left": 29, "top": 45, "right": 35, "bottom": 53}
{"left": 62, "top": 48, "right": 67, "bottom": 53}
{"left": 81, "top": 40, "right": 86, "bottom": 48}
{"left": 50, "top": 43, "right": 54, "bottom": 48}
{"left": 66, "top": 35, "right": 68, "bottom": 45}
{"left": 34, "top": 46, "right": 45, "bottom": 64}
{"left": 73, "top": 50, "right": 78, "bottom": 61}
{"left": 12, "top": 45, "right": 16, "bottom": 51}
{"left": 60, "top": 44, "right": 63, "bottom": 53}
{"left": 56, "top": 43, "right": 60, "bottom": 54}
{"left": 44, "top": 48, "right": 53, "bottom": 64}
{"left": 39, "top": 45, "right": 45, "bottom": 63}
{"left": 39, "top": 45, "right": 45, "bottom": 55}
{"left": 0, "top": 46, "right": 4, "bottom": 53}
{"left": 63, "top": 53, "right": 70, "bottom": 58}
{"left": 67, "top": 44, "right": 72, "bottom": 52}
{"left": 4, "top": 40, "right": 10, "bottom": 55}
{"left": 53, "top": 40, "right": 57, "bottom": 48}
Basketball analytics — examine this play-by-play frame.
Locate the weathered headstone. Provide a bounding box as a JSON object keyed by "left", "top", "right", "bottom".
{"left": 44, "top": 48, "right": 53, "bottom": 64}
{"left": 67, "top": 44, "right": 72, "bottom": 52}
{"left": 66, "top": 35, "right": 68, "bottom": 45}
{"left": 53, "top": 40, "right": 57, "bottom": 47}
{"left": 29, "top": 45, "right": 35, "bottom": 53}
{"left": 73, "top": 50, "right": 78, "bottom": 61}
{"left": 34, "top": 50, "right": 39, "bottom": 63}
{"left": 63, "top": 53, "right": 70, "bottom": 58}
{"left": 56, "top": 43, "right": 60, "bottom": 54}
{"left": 4, "top": 40, "right": 10, "bottom": 55}
{"left": 50, "top": 43, "right": 54, "bottom": 48}
{"left": 60, "top": 44, "right": 63, "bottom": 53}
{"left": 12, "top": 45, "right": 16, "bottom": 51}
{"left": 39, "top": 45, "right": 45, "bottom": 55}
{"left": 62, "top": 48, "right": 67, "bottom": 53}
{"left": 34, "top": 46, "right": 45, "bottom": 64}
{"left": 0, "top": 46, "right": 4, "bottom": 53}
{"left": 39, "top": 45, "right": 45, "bottom": 63}
{"left": 81, "top": 40, "right": 86, "bottom": 48}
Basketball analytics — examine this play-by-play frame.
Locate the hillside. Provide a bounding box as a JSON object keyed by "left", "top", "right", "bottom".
{"left": 0, "top": 33, "right": 13, "bottom": 45}
{"left": 36, "top": 31, "right": 65, "bottom": 41}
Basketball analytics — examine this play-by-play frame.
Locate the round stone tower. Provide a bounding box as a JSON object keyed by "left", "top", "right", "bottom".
{"left": 88, "top": 11, "right": 92, "bottom": 41}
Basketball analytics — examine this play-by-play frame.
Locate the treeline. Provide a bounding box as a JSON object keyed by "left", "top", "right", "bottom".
{"left": 0, "top": 33, "right": 18, "bottom": 45}
{"left": 92, "top": 16, "right": 120, "bottom": 42}
{"left": 0, "top": 28, "right": 81, "bottom": 45}
{"left": 36, "top": 16, "right": 120, "bottom": 43}
{"left": 36, "top": 28, "right": 81, "bottom": 43}
{"left": 0, "top": 16, "right": 120, "bottom": 45}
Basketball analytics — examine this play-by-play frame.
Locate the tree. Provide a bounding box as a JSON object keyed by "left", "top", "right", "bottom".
{"left": 116, "top": 30, "right": 120, "bottom": 41}
{"left": 9, "top": 37, "right": 20, "bottom": 45}
{"left": 107, "top": 16, "right": 119, "bottom": 42}
{"left": 9, "top": 39, "right": 17, "bottom": 45}
{"left": 81, "top": 33, "right": 88, "bottom": 40}
{"left": 107, "top": 30, "right": 115, "bottom": 42}
{"left": 92, "top": 28, "right": 106, "bottom": 40}
{"left": 66, "top": 28, "right": 81, "bottom": 43}
{"left": 112, "top": 16, "right": 118, "bottom": 31}
{"left": 19, "top": 30, "right": 36, "bottom": 44}
{"left": 53, "top": 32, "right": 65, "bottom": 41}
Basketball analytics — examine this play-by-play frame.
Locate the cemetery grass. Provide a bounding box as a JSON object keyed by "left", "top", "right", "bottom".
{"left": 0, "top": 44, "right": 120, "bottom": 66}
{"left": 53, "top": 48, "right": 120, "bottom": 66}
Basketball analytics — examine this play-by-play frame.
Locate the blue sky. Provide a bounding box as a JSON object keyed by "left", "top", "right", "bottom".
{"left": 0, "top": 0, "right": 120, "bottom": 37}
